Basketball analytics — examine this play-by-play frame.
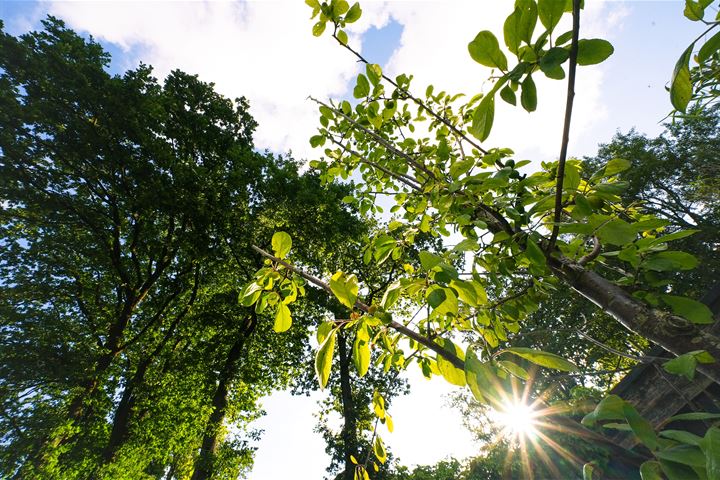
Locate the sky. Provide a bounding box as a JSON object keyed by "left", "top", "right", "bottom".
{"left": 0, "top": 0, "right": 710, "bottom": 478}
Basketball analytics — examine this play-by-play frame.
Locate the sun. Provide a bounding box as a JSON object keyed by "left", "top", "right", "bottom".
{"left": 493, "top": 401, "right": 539, "bottom": 441}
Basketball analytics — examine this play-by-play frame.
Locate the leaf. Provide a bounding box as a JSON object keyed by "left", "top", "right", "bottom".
{"left": 582, "top": 395, "right": 626, "bottom": 427}
{"left": 465, "top": 347, "right": 500, "bottom": 405}
{"left": 659, "top": 430, "right": 703, "bottom": 446}
{"left": 353, "top": 73, "right": 370, "bottom": 98}
{"left": 700, "top": 427, "right": 720, "bottom": 480}
{"left": 468, "top": 31, "right": 508, "bottom": 70}
{"left": 649, "top": 230, "right": 700, "bottom": 245}
{"left": 453, "top": 239, "right": 480, "bottom": 252}
{"left": 623, "top": 403, "right": 659, "bottom": 451}
{"left": 659, "top": 459, "right": 701, "bottom": 480}
{"left": 345, "top": 2, "right": 362, "bottom": 23}
{"left": 655, "top": 445, "right": 706, "bottom": 467}
{"left": 640, "top": 461, "right": 663, "bottom": 480}
{"left": 661, "top": 295, "right": 713, "bottom": 324}
{"left": 520, "top": 75, "right": 537, "bottom": 112}
{"left": 671, "top": 45, "right": 693, "bottom": 112}
{"left": 503, "top": 347, "right": 578, "bottom": 371}
{"left": 538, "top": 0, "right": 565, "bottom": 32}
{"left": 582, "top": 462, "right": 595, "bottom": 480}
{"left": 525, "top": 238, "right": 546, "bottom": 267}
{"left": 498, "top": 360, "right": 529, "bottom": 380}
{"left": 315, "top": 330, "right": 336, "bottom": 389}
{"left": 312, "top": 21, "right": 326, "bottom": 37}
{"left": 604, "top": 158, "right": 631, "bottom": 176}
{"left": 576, "top": 39, "right": 614, "bottom": 65}
{"left": 381, "top": 280, "right": 402, "bottom": 309}
{"left": 336, "top": 29, "right": 348, "bottom": 45}
{"left": 698, "top": 30, "right": 720, "bottom": 63}
{"left": 353, "top": 334, "right": 370, "bottom": 377}
{"left": 373, "top": 435, "right": 387, "bottom": 464}
{"left": 330, "top": 271, "right": 359, "bottom": 310}
{"left": 669, "top": 412, "right": 720, "bottom": 422}
{"left": 663, "top": 353, "right": 698, "bottom": 381}
{"left": 538, "top": 47, "right": 569, "bottom": 77}
{"left": 274, "top": 303, "right": 292, "bottom": 333}
{"left": 503, "top": 0, "right": 538, "bottom": 54}
{"left": 366, "top": 63, "right": 382, "bottom": 86}
{"left": 644, "top": 251, "right": 699, "bottom": 271}
{"left": 597, "top": 219, "right": 635, "bottom": 246}
{"left": 419, "top": 251, "right": 443, "bottom": 270}
{"left": 435, "top": 338, "right": 466, "bottom": 386}
{"left": 450, "top": 279, "right": 487, "bottom": 307}
{"left": 500, "top": 84, "right": 517, "bottom": 105}
{"left": 470, "top": 94, "right": 495, "bottom": 141}
{"left": 272, "top": 231, "right": 292, "bottom": 259}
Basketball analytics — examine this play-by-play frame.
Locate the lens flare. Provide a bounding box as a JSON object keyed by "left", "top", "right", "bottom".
{"left": 494, "top": 401, "right": 539, "bottom": 441}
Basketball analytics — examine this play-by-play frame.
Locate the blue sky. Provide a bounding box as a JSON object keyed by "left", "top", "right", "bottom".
{"left": 0, "top": 1, "right": 711, "bottom": 478}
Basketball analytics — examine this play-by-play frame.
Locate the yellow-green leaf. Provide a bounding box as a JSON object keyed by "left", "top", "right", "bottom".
{"left": 503, "top": 347, "right": 578, "bottom": 371}
{"left": 330, "top": 271, "right": 359, "bottom": 310}
{"left": 271, "top": 231, "right": 292, "bottom": 259}
{"left": 315, "top": 330, "right": 337, "bottom": 389}
{"left": 274, "top": 303, "right": 292, "bottom": 333}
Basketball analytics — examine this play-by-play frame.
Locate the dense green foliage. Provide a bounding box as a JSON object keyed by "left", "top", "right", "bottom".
{"left": 0, "top": 18, "right": 364, "bottom": 479}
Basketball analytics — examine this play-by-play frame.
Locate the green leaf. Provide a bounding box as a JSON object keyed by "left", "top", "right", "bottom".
{"left": 644, "top": 251, "right": 699, "bottom": 271}
{"left": 669, "top": 412, "right": 720, "bottom": 422}
{"left": 330, "top": 271, "right": 359, "bottom": 310}
{"left": 582, "top": 462, "right": 595, "bottom": 480}
{"left": 671, "top": 45, "right": 693, "bottom": 112}
{"left": 381, "top": 280, "right": 402, "bottom": 309}
{"left": 274, "top": 303, "right": 292, "bottom": 333}
{"left": 520, "top": 75, "right": 537, "bottom": 112}
{"left": 659, "top": 459, "right": 701, "bottom": 480}
{"left": 649, "top": 230, "right": 700, "bottom": 245}
{"left": 604, "top": 158, "right": 631, "bottom": 176}
{"left": 419, "top": 251, "right": 443, "bottom": 270}
{"left": 663, "top": 352, "right": 698, "bottom": 381}
{"left": 597, "top": 219, "right": 635, "bottom": 246}
{"left": 366, "top": 63, "right": 382, "bottom": 86}
{"left": 503, "top": 0, "right": 538, "bottom": 54}
{"left": 373, "top": 435, "right": 387, "bottom": 464}
{"left": 453, "top": 239, "right": 480, "bottom": 252}
{"left": 700, "top": 427, "right": 720, "bottom": 480}
{"left": 450, "top": 279, "right": 487, "bottom": 307}
{"left": 698, "top": 30, "right": 720, "bottom": 63}
{"left": 272, "top": 231, "right": 292, "bottom": 259}
{"left": 661, "top": 295, "right": 713, "bottom": 324}
{"left": 582, "top": 395, "right": 626, "bottom": 427}
{"left": 345, "top": 2, "right": 362, "bottom": 23}
{"left": 470, "top": 94, "right": 495, "bottom": 141}
{"left": 465, "top": 347, "right": 500, "bottom": 405}
{"left": 336, "top": 29, "right": 348, "bottom": 45}
{"left": 333, "top": 0, "right": 350, "bottom": 16}
{"left": 539, "top": 47, "right": 569, "bottom": 78}
{"left": 498, "top": 360, "right": 529, "bottom": 380}
{"left": 655, "top": 445, "right": 706, "bottom": 467}
{"left": 468, "top": 31, "right": 508, "bottom": 70}
{"left": 354, "top": 73, "right": 370, "bottom": 98}
{"left": 353, "top": 334, "right": 370, "bottom": 377}
{"left": 500, "top": 84, "right": 517, "bottom": 105}
{"left": 435, "top": 338, "right": 466, "bottom": 386}
{"left": 623, "top": 403, "right": 659, "bottom": 451}
{"left": 312, "top": 20, "right": 326, "bottom": 37}
{"left": 538, "top": 0, "right": 565, "bottom": 32}
{"left": 576, "top": 39, "right": 614, "bottom": 65}
{"left": 315, "top": 330, "right": 337, "bottom": 389}
{"left": 659, "top": 430, "right": 703, "bottom": 446}
{"left": 640, "top": 461, "right": 663, "bottom": 480}
{"left": 525, "top": 238, "right": 546, "bottom": 267}
{"left": 503, "top": 347, "right": 578, "bottom": 371}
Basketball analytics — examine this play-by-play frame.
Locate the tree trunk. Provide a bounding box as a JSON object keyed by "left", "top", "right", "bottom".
{"left": 190, "top": 314, "right": 257, "bottom": 480}
{"left": 337, "top": 332, "right": 358, "bottom": 480}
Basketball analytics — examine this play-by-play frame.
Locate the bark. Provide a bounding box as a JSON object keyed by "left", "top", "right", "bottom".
{"left": 551, "top": 256, "right": 720, "bottom": 384}
{"left": 190, "top": 314, "right": 257, "bottom": 480}
{"left": 337, "top": 332, "right": 358, "bottom": 480}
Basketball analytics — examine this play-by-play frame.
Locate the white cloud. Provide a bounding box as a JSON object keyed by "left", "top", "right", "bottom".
{"left": 44, "top": 0, "right": 373, "bottom": 159}
{"left": 357, "top": 1, "right": 629, "bottom": 161}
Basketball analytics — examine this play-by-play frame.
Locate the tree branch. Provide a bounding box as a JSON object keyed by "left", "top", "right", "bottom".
{"left": 548, "top": 0, "right": 581, "bottom": 251}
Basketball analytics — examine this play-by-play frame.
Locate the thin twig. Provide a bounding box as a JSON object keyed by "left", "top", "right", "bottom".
{"left": 548, "top": 0, "right": 581, "bottom": 251}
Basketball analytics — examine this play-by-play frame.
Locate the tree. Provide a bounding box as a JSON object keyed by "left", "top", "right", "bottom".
{"left": 241, "top": 1, "right": 720, "bottom": 478}
{"left": 0, "top": 17, "right": 366, "bottom": 479}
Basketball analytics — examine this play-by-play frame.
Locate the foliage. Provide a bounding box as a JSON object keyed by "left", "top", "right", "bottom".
{"left": 240, "top": 1, "right": 720, "bottom": 478}
{"left": 0, "top": 17, "right": 365, "bottom": 479}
